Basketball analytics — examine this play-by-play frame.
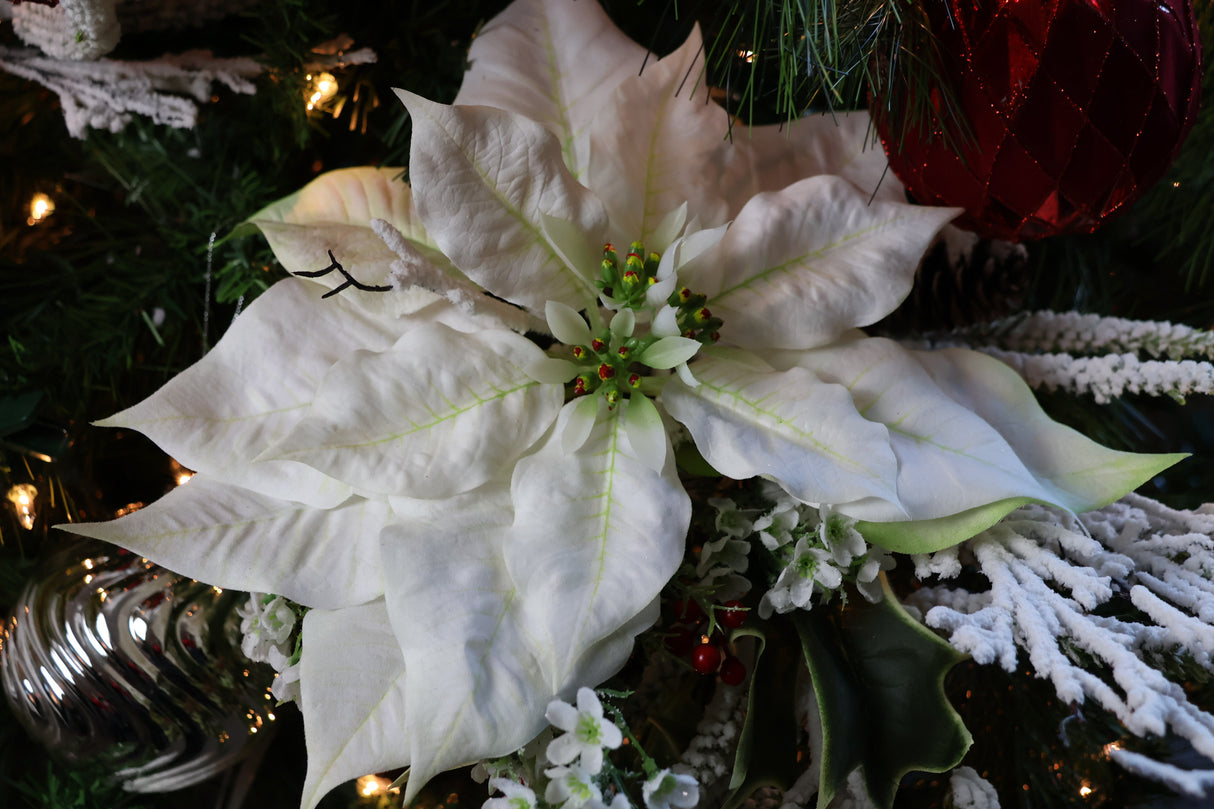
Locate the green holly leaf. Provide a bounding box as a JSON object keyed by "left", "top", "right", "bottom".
{"left": 722, "top": 626, "right": 802, "bottom": 809}
{"left": 792, "top": 578, "right": 971, "bottom": 809}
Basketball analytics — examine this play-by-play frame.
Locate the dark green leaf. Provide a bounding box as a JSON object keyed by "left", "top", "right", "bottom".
{"left": 793, "top": 577, "right": 971, "bottom": 809}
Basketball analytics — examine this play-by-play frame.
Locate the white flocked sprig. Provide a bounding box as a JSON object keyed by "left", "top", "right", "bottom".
{"left": 907, "top": 495, "right": 1214, "bottom": 796}
{"left": 915, "top": 310, "right": 1214, "bottom": 404}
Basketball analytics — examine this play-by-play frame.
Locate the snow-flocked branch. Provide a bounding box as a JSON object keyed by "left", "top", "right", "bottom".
{"left": 981, "top": 348, "right": 1214, "bottom": 404}
{"left": 0, "top": 46, "right": 259, "bottom": 137}
{"left": 944, "top": 311, "right": 1214, "bottom": 361}
{"left": 907, "top": 496, "right": 1214, "bottom": 795}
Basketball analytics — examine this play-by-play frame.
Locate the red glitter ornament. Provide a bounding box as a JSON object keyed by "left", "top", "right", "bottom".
{"left": 873, "top": 0, "right": 1202, "bottom": 241}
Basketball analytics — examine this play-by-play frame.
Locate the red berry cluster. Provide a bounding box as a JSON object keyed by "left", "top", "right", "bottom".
{"left": 664, "top": 598, "right": 749, "bottom": 686}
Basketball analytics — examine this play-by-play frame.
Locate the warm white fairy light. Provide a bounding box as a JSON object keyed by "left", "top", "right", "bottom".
{"left": 170, "top": 458, "right": 195, "bottom": 486}
{"left": 1079, "top": 782, "right": 1093, "bottom": 798}
{"left": 305, "top": 72, "right": 338, "bottom": 111}
{"left": 6, "top": 483, "right": 37, "bottom": 530}
{"left": 27, "top": 192, "right": 54, "bottom": 225}
{"left": 356, "top": 774, "right": 399, "bottom": 797}
{"left": 737, "top": 49, "right": 755, "bottom": 63}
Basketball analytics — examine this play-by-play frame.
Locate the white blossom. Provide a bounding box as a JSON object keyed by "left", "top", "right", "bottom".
{"left": 758, "top": 502, "right": 890, "bottom": 618}
{"left": 545, "top": 688, "right": 623, "bottom": 775}
{"left": 544, "top": 765, "right": 602, "bottom": 809}
{"left": 641, "top": 769, "right": 699, "bottom": 809}
{"left": 484, "top": 778, "right": 539, "bottom": 809}
{"left": 270, "top": 661, "right": 301, "bottom": 704}
{"left": 237, "top": 593, "right": 297, "bottom": 666}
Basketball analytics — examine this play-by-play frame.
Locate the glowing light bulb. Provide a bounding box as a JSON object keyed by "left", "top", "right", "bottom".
{"left": 1079, "top": 782, "right": 1093, "bottom": 798}
{"left": 737, "top": 49, "right": 756, "bottom": 63}
{"left": 305, "top": 72, "right": 339, "bottom": 111}
{"left": 27, "top": 192, "right": 54, "bottom": 225}
{"left": 6, "top": 483, "right": 38, "bottom": 530}
{"left": 356, "top": 774, "right": 399, "bottom": 798}
{"left": 170, "top": 458, "right": 195, "bottom": 486}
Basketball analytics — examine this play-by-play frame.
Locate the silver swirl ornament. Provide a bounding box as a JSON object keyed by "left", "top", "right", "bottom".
{"left": 0, "top": 538, "right": 277, "bottom": 791}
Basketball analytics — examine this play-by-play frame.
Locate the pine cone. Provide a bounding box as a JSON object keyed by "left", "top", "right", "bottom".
{"left": 875, "top": 224, "right": 1029, "bottom": 337}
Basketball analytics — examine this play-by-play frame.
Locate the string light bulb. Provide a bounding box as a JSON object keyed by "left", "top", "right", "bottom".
{"left": 305, "top": 72, "right": 339, "bottom": 111}
{"left": 27, "top": 192, "right": 54, "bottom": 226}
{"left": 356, "top": 774, "right": 399, "bottom": 798}
{"left": 169, "top": 458, "right": 195, "bottom": 487}
{"left": 6, "top": 483, "right": 38, "bottom": 530}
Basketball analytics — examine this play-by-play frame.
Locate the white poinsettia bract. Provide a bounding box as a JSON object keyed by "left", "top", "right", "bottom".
{"left": 60, "top": 1, "right": 1179, "bottom": 807}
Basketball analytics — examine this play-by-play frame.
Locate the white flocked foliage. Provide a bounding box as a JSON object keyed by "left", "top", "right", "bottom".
{"left": 908, "top": 495, "right": 1214, "bottom": 794}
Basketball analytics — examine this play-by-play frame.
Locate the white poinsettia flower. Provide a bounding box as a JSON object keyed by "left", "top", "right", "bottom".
{"left": 545, "top": 687, "right": 623, "bottom": 775}
{"left": 58, "top": 1, "right": 1181, "bottom": 808}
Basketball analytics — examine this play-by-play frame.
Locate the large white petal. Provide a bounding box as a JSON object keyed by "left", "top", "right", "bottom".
{"left": 586, "top": 25, "right": 735, "bottom": 245}
{"left": 398, "top": 91, "right": 607, "bottom": 313}
{"left": 60, "top": 474, "right": 389, "bottom": 610}
{"left": 912, "top": 347, "right": 1185, "bottom": 514}
{"left": 453, "top": 0, "right": 648, "bottom": 178}
{"left": 723, "top": 111, "right": 906, "bottom": 209}
{"left": 695, "top": 176, "right": 958, "bottom": 351}
{"left": 244, "top": 166, "right": 449, "bottom": 314}
{"left": 790, "top": 339, "right": 1182, "bottom": 531}
{"left": 381, "top": 488, "right": 548, "bottom": 803}
{"left": 269, "top": 322, "right": 563, "bottom": 499}
{"left": 299, "top": 601, "right": 409, "bottom": 809}
{"left": 95, "top": 279, "right": 412, "bottom": 507}
{"left": 507, "top": 408, "right": 690, "bottom": 685}
{"left": 661, "top": 352, "right": 901, "bottom": 507}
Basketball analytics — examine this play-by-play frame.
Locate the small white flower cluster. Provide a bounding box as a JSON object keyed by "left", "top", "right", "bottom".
{"left": 978, "top": 311, "right": 1214, "bottom": 361}
{"left": 0, "top": 46, "right": 259, "bottom": 138}
{"left": 698, "top": 498, "right": 755, "bottom": 601}
{"left": 908, "top": 495, "right": 1214, "bottom": 794}
{"left": 983, "top": 348, "right": 1214, "bottom": 404}
{"left": 481, "top": 689, "right": 699, "bottom": 809}
{"left": 755, "top": 486, "right": 892, "bottom": 619}
{"left": 236, "top": 593, "right": 301, "bottom": 703}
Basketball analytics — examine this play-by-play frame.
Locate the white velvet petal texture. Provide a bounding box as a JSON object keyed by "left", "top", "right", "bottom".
{"left": 399, "top": 90, "right": 607, "bottom": 314}
{"left": 266, "top": 323, "right": 563, "bottom": 499}
{"left": 453, "top": 0, "right": 647, "bottom": 177}
{"left": 94, "top": 279, "right": 403, "bottom": 508}
{"left": 65, "top": 474, "right": 390, "bottom": 610}
{"left": 299, "top": 601, "right": 409, "bottom": 809}
{"left": 695, "top": 176, "right": 959, "bottom": 351}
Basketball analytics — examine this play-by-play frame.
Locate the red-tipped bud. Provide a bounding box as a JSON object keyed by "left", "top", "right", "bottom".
{"left": 598, "top": 363, "right": 615, "bottom": 380}
{"left": 591, "top": 338, "right": 607, "bottom": 352}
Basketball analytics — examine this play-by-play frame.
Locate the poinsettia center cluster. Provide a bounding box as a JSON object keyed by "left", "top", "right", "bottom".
{"left": 550, "top": 238, "right": 721, "bottom": 408}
